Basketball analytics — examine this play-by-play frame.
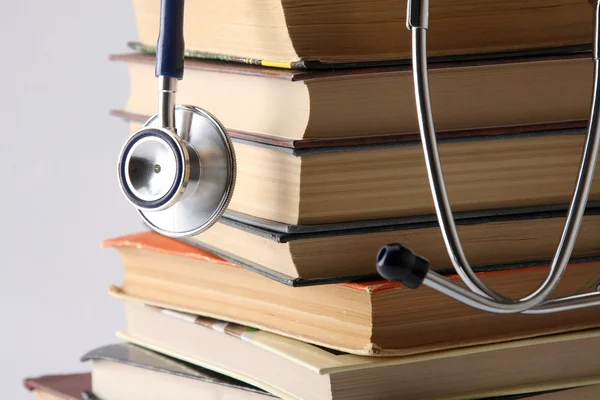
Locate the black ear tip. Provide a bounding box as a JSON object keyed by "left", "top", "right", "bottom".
{"left": 376, "top": 243, "right": 415, "bottom": 273}
{"left": 376, "top": 243, "right": 394, "bottom": 263}
{"left": 376, "top": 243, "right": 430, "bottom": 289}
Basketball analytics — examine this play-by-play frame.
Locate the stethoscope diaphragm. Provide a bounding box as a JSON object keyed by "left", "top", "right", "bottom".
{"left": 118, "top": 105, "right": 235, "bottom": 237}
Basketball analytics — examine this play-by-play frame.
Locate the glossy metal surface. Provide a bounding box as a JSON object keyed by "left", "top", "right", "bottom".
{"left": 135, "top": 105, "right": 236, "bottom": 237}
{"left": 124, "top": 135, "right": 180, "bottom": 203}
{"left": 405, "top": 0, "right": 600, "bottom": 313}
{"left": 158, "top": 76, "right": 177, "bottom": 130}
{"left": 118, "top": 125, "right": 191, "bottom": 212}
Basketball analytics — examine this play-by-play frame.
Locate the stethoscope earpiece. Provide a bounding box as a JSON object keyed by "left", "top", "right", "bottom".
{"left": 117, "top": 0, "right": 236, "bottom": 237}
{"left": 376, "top": 244, "right": 429, "bottom": 289}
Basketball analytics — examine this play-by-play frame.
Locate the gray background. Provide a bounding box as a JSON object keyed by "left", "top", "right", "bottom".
{"left": 0, "top": 0, "right": 141, "bottom": 397}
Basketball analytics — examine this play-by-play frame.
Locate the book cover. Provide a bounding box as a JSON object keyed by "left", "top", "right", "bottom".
{"left": 23, "top": 374, "right": 91, "bottom": 400}
{"left": 81, "top": 343, "right": 273, "bottom": 397}
{"left": 105, "top": 232, "right": 600, "bottom": 357}
{"left": 117, "top": 303, "right": 600, "bottom": 400}
{"left": 127, "top": 41, "right": 592, "bottom": 70}
{"left": 112, "top": 108, "right": 589, "bottom": 154}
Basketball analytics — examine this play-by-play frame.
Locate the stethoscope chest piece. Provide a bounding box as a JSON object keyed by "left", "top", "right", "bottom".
{"left": 118, "top": 105, "right": 236, "bottom": 237}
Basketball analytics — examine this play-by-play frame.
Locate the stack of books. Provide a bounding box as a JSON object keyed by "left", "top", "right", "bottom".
{"left": 24, "top": 0, "right": 600, "bottom": 399}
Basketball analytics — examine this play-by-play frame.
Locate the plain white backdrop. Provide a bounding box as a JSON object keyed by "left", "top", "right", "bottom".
{"left": 0, "top": 0, "right": 142, "bottom": 397}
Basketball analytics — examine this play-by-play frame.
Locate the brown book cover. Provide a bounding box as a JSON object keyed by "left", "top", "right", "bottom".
{"left": 111, "top": 50, "right": 591, "bottom": 150}
{"left": 193, "top": 206, "right": 600, "bottom": 286}
{"left": 127, "top": 41, "right": 592, "bottom": 70}
{"left": 114, "top": 50, "right": 594, "bottom": 141}
{"left": 105, "top": 231, "right": 600, "bottom": 357}
{"left": 23, "top": 373, "right": 90, "bottom": 400}
{"left": 110, "top": 51, "right": 591, "bottom": 82}
{"left": 111, "top": 109, "right": 588, "bottom": 152}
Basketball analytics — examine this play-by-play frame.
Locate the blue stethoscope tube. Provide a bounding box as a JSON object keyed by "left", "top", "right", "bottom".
{"left": 155, "top": 0, "right": 185, "bottom": 80}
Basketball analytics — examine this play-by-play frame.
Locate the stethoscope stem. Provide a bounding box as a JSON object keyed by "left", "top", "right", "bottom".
{"left": 377, "top": 0, "right": 600, "bottom": 314}
{"left": 158, "top": 76, "right": 177, "bottom": 130}
{"left": 156, "top": 0, "right": 184, "bottom": 131}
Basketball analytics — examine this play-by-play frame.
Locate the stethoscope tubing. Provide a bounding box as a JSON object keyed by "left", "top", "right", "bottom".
{"left": 155, "top": 0, "right": 184, "bottom": 130}
{"left": 155, "top": 0, "right": 184, "bottom": 80}
{"left": 403, "top": 0, "right": 600, "bottom": 314}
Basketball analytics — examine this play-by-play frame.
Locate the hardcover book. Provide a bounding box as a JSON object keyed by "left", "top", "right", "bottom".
{"left": 116, "top": 109, "right": 600, "bottom": 225}
{"left": 131, "top": 0, "right": 593, "bottom": 65}
{"left": 81, "top": 343, "right": 272, "bottom": 399}
{"left": 117, "top": 301, "right": 600, "bottom": 400}
{"left": 182, "top": 208, "right": 600, "bottom": 283}
{"left": 23, "top": 374, "right": 90, "bottom": 400}
{"left": 106, "top": 232, "right": 600, "bottom": 356}
{"left": 114, "top": 52, "right": 593, "bottom": 140}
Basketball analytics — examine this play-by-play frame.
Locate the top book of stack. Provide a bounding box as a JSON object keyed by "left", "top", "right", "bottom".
{"left": 131, "top": 0, "right": 593, "bottom": 67}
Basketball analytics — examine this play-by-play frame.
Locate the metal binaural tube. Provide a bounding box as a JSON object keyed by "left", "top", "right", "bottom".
{"left": 388, "top": 0, "right": 600, "bottom": 314}
{"left": 412, "top": 27, "right": 508, "bottom": 303}
{"left": 595, "top": 0, "right": 600, "bottom": 60}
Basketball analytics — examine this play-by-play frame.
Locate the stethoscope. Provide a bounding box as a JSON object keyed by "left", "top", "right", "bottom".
{"left": 118, "top": 0, "right": 600, "bottom": 315}
{"left": 117, "top": 0, "right": 236, "bottom": 237}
